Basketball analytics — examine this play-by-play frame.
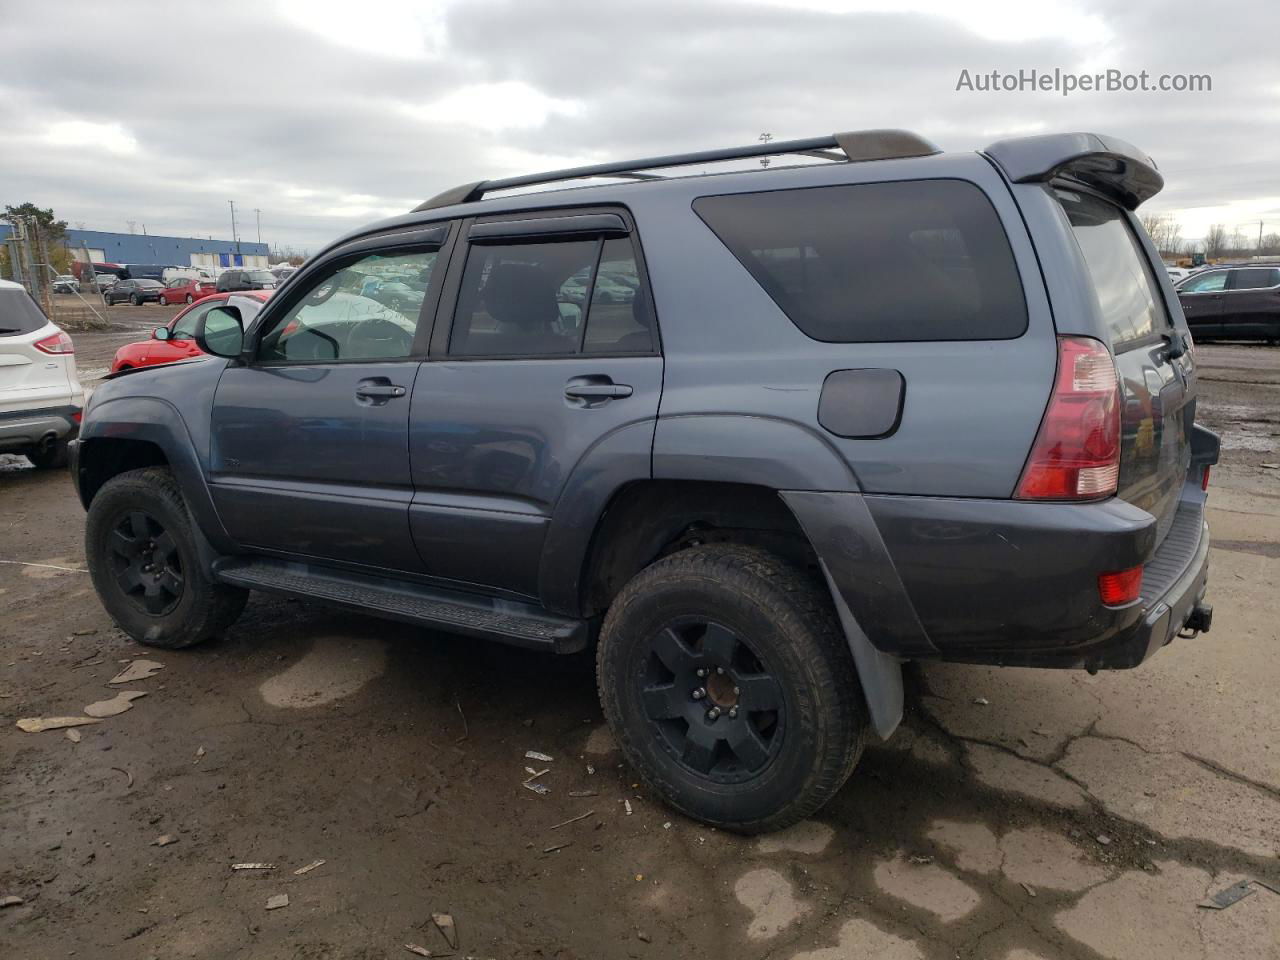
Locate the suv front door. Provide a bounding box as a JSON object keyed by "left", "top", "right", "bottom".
{"left": 408, "top": 213, "right": 663, "bottom": 599}
{"left": 207, "top": 226, "right": 450, "bottom": 573}
{"left": 1176, "top": 269, "right": 1228, "bottom": 338}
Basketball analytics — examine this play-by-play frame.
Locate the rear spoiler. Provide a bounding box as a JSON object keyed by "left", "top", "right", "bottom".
{"left": 982, "top": 132, "right": 1163, "bottom": 210}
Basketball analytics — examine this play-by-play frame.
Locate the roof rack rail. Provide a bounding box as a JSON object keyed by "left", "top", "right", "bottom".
{"left": 412, "top": 129, "right": 940, "bottom": 212}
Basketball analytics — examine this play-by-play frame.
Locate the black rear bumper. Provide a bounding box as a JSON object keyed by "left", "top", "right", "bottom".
{"left": 786, "top": 479, "right": 1212, "bottom": 671}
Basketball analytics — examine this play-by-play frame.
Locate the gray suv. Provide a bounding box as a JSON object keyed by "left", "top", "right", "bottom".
{"left": 70, "top": 130, "right": 1218, "bottom": 833}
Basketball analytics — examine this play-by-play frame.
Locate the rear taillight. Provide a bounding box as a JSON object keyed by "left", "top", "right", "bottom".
{"left": 71, "top": 410, "right": 83, "bottom": 424}
{"left": 1098, "top": 565, "right": 1143, "bottom": 606}
{"left": 1016, "top": 336, "right": 1120, "bottom": 501}
{"left": 1201, "top": 465, "right": 1210, "bottom": 492}
{"left": 33, "top": 331, "right": 75, "bottom": 355}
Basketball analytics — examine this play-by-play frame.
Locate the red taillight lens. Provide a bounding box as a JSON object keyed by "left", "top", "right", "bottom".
{"left": 33, "top": 331, "right": 75, "bottom": 355}
{"left": 1098, "top": 565, "right": 1143, "bottom": 606}
{"left": 1201, "top": 465, "right": 1210, "bottom": 492}
{"left": 72, "top": 410, "right": 83, "bottom": 423}
{"left": 1016, "top": 336, "right": 1120, "bottom": 500}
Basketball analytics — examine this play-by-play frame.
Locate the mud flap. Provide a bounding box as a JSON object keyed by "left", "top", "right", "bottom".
{"left": 818, "top": 560, "right": 904, "bottom": 740}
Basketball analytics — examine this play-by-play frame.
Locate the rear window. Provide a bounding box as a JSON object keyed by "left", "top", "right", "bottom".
{"left": 1057, "top": 189, "right": 1172, "bottom": 349}
{"left": 1232, "top": 267, "right": 1280, "bottom": 290}
{"left": 693, "top": 179, "right": 1027, "bottom": 342}
{"left": 0, "top": 288, "right": 50, "bottom": 337}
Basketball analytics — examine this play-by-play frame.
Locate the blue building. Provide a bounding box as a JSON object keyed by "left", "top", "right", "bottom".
{"left": 0, "top": 225, "right": 269, "bottom": 269}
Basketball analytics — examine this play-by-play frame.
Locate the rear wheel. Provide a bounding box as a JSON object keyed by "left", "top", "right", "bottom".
{"left": 85, "top": 467, "right": 248, "bottom": 648}
{"left": 158, "top": 294, "right": 168, "bottom": 306}
{"left": 185, "top": 294, "right": 194, "bottom": 304}
{"left": 597, "top": 544, "right": 866, "bottom": 833}
{"left": 26, "top": 440, "right": 68, "bottom": 469}
{"left": 130, "top": 294, "right": 140, "bottom": 306}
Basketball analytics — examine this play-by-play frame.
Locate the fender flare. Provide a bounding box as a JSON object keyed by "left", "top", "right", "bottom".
{"left": 77, "top": 395, "right": 235, "bottom": 553}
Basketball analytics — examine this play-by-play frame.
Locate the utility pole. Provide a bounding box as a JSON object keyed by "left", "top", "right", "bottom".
{"left": 228, "top": 200, "right": 239, "bottom": 252}
{"left": 254, "top": 208, "right": 262, "bottom": 245}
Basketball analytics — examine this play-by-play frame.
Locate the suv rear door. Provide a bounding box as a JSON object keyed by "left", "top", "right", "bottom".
{"left": 408, "top": 211, "right": 662, "bottom": 598}
{"left": 1057, "top": 188, "right": 1193, "bottom": 541}
{"left": 1221, "top": 267, "right": 1280, "bottom": 339}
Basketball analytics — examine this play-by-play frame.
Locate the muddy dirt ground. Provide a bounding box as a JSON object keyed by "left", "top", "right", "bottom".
{"left": 2, "top": 313, "right": 1278, "bottom": 959}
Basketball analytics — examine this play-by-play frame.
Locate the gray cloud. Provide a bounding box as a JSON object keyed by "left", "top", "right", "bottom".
{"left": 1, "top": 0, "right": 1276, "bottom": 251}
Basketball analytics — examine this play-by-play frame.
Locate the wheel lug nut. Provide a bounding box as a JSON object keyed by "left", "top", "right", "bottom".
{"left": 728, "top": 707, "right": 738, "bottom": 719}
{"left": 733, "top": 686, "right": 740, "bottom": 695}
{"left": 692, "top": 688, "right": 705, "bottom": 700}
{"left": 707, "top": 707, "right": 720, "bottom": 720}
{"left": 716, "top": 666, "right": 725, "bottom": 675}
{"left": 695, "top": 668, "right": 708, "bottom": 678}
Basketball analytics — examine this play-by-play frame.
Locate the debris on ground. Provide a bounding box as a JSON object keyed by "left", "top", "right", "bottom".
{"left": 231, "top": 863, "right": 276, "bottom": 871}
{"left": 1020, "top": 882, "right": 1037, "bottom": 897}
{"left": 523, "top": 768, "right": 549, "bottom": 783}
{"left": 525, "top": 750, "right": 553, "bottom": 763}
{"left": 404, "top": 944, "right": 432, "bottom": 957}
{"left": 972, "top": 697, "right": 990, "bottom": 706}
{"left": 83, "top": 690, "right": 147, "bottom": 718}
{"left": 108, "top": 660, "right": 164, "bottom": 685}
{"left": 1199, "top": 879, "right": 1280, "bottom": 910}
{"left": 663, "top": 822, "right": 672, "bottom": 830}
{"left": 110, "top": 766, "right": 133, "bottom": 789}
{"left": 636, "top": 930, "right": 652, "bottom": 943}
{"left": 16, "top": 716, "right": 103, "bottom": 733}
{"left": 623, "top": 799, "right": 633, "bottom": 816}
{"left": 907, "top": 855, "right": 932, "bottom": 865}
{"left": 549, "top": 810, "right": 595, "bottom": 830}
{"left": 65, "top": 728, "right": 81, "bottom": 743}
{"left": 293, "top": 860, "right": 326, "bottom": 876}
{"left": 151, "top": 835, "right": 178, "bottom": 847}
{"left": 568, "top": 790, "right": 598, "bottom": 798}
{"left": 1096, "top": 835, "right": 1112, "bottom": 846}
{"left": 194, "top": 746, "right": 206, "bottom": 763}
{"left": 522, "top": 781, "right": 550, "bottom": 797}
{"left": 431, "top": 913, "right": 458, "bottom": 950}
{"left": 0, "top": 896, "right": 24, "bottom": 908}
{"left": 543, "top": 841, "right": 572, "bottom": 853}
{"left": 586, "top": 762, "right": 596, "bottom": 775}
{"left": 454, "top": 696, "right": 468, "bottom": 742}
{"left": 265, "top": 894, "right": 289, "bottom": 911}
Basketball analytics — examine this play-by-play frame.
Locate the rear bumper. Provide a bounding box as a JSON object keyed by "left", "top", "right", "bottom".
{"left": 0, "top": 403, "right": 82, "bottom": 453}
{"left": 785, "top": 481, "right": 1212, "bottom": 671}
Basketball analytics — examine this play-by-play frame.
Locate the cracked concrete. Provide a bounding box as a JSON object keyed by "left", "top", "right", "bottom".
{"left": 872, "top": 854, "right": 982, "bottom": 922}
{"left": 999, "top": 826, "right": 1110, "bottom": 891}
{"left": 735, "top": 868, "right": 810, "bottom": 940}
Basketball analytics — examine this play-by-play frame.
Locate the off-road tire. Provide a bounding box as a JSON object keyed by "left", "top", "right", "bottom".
{"left": 86, "top": 467, "right": 248, "bottom": 648}
{"left": 597, "top": 544, "right": 866, "bottom": 833}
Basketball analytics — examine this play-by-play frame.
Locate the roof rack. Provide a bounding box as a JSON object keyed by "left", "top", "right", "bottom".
{"left": 413, "top": 129, "right": 940, "bottom": 212}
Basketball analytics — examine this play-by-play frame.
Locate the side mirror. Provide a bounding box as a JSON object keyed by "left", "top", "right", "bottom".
{"left": 194, "top": 306, "right": 245, "bottom": 358}
{"left": 153, "top": 326, "right": 171, "bottom": 341}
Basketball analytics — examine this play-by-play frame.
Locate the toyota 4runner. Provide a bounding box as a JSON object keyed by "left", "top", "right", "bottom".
{"left": 72, "top": 129, "right": 1218, "bottom": 832}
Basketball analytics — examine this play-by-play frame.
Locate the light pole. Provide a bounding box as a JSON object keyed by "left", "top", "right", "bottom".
{"left": 254, "top": 208, "right": 262, "bottom": 245}
{"left": 228, "top": 200, "right": 239, "bottom": 253}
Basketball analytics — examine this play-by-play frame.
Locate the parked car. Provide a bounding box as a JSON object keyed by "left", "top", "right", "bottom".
{"left": 0, "top": 279, "right": 84, "bottom": 467}
{"left": 51, "top": 274, "right": 81, "bottom": 294}
{"left": 216, "top": 269, "right": 277, "bottom": 292}
{"left": 162, "top": 267, "right": 216, "bottom": 285}
{"left": 158, "top": 277, "right": 216, "bottom": 306}
{"left": 1166, "top": 266, "right": 1193, "bottom": 283}
{"left": 270, "top": 264, "right": 298, "bottom": 282}
{"left": 72, "top": 129, "right": 1217, "bottom": 833}
{"left": 104, "top": 278, "right": 166, "bottom": 306}
{"left": 1176, "top": 264, "right": 1280, "bottom": 341}
{"left": 110, "top": 291, "right": 273, "bottom": 373}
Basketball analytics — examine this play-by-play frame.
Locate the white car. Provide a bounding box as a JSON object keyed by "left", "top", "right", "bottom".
{"left": 0, "top": 279, "right": 85, "bottom": 468}
{"left": 1167, "top": 266, "right": 1193, "bottom": 283}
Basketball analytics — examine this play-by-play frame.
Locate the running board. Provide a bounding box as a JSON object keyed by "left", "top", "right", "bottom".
{"left": 214, "top": 558, "right": 589, "bottom": 654}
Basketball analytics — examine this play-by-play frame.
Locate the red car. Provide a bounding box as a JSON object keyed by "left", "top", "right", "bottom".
{"left": 158, "top": 277, "right": 217, "bottom": 306}
{"left": 110, "top": 291, "right": 272, "bottom": 373}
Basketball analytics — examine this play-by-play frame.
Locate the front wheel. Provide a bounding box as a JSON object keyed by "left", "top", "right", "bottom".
{"left": 597, "top": 544, "right": 866, "bottom": 834}
{"left": 130, "top": 294, "right": 140, "bottom": 306}
{"left": 85, "top": 467, "right": 248, "bottom": 648}
{"left": 185, "top": 294, "right": 194, "bottom": 304}
{"left": 158, "top": 295, "right": 168, "bottom": 306}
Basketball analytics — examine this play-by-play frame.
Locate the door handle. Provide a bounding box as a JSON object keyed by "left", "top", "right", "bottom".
{"left": 565, "top": 377, "right": 633, "bottom": 402}
{"left": 355, "top": 381, "right": 406, "bottom": 401}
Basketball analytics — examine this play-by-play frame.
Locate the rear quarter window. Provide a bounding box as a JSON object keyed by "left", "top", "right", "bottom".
{"left": 1057, "top": 189, "right": 1172, "bottom": 350}
{"left": 693, "top": 179, "right": 1027, "bottom": 342}
{"left": 0, "top": 288, "right": 50, "bottom": 337}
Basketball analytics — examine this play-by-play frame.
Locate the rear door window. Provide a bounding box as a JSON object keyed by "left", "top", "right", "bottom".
{"left": 1057, "top": 189, "right": 1173, "bottom": 350}
{"left": 1230, "top": 267, "right": 1280, "bottom": 290}
{"left": 0, "top": 287, "right": 49, "bottom": 337}
{"left": 693, "top": 179, "right": 1027, "bottom": 342}
{"left": 1179, "top": 271, "right": 1227, "bottom": 293}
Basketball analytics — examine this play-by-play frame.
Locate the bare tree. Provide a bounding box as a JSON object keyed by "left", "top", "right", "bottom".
{"left": 1203, "top": 224, "right": 1229, "bottom": 259}
{"left": 1139, "top": 213, "right": 1183, "bottom": 258}
{"left": 1262, "top": 232, "right": 1280, "bottom": 256}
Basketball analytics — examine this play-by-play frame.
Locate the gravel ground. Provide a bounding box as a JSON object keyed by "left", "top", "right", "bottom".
{"left": 1, "top": 332, "right": 1277, "bottom": 959}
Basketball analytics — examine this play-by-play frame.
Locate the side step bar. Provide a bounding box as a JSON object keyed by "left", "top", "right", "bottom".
{"left": 214, "top": 558, "right": 590, "bottom": 654}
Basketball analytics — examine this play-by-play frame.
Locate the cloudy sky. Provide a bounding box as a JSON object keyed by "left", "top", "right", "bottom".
{"left": 2, "top": 0, "right": 1277, "bottom": 252}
